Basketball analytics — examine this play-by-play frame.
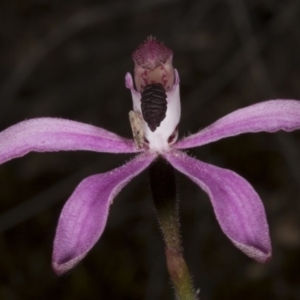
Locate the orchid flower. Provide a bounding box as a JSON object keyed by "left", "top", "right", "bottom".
{"left": 0, "top": 37, "right": 300, "bottom": 276}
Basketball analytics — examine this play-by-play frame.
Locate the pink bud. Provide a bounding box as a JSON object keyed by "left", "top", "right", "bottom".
{"left": 132, "top": 36, "right": 175, "bottom": 92}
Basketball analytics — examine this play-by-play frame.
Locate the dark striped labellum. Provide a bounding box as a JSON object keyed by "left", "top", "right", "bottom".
{"left": 141, "top": 83, "right": 167, "bottom": 132}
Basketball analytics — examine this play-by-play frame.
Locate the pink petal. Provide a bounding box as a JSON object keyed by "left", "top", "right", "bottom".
{"left": 52, "top": 152, "right": 156, "bottom": 275}
{"left": 0, "top": 118, "right": 138, "bottom": 164}
{"left": 176, "top": 100, "right": 300, "bottom": 149}
{"left": 164, "top": 150, "right": 271, "bottom": 263}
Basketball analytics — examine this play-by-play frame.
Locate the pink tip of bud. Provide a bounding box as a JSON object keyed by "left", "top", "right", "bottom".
{"left": 132, "top": 36, "right": 173, "bottom": 69}
{"left": 132, "top": 37, "right": 175, "bottom": 92}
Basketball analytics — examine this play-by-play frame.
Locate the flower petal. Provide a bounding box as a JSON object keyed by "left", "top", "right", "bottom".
{"left": 164, "top": 150, "right": 271, "bottom": 263}
{"left": 176, "top": 100, "right": 300, "bottom": 149}
{"left": 52, "top": 152, "right": 156, "bottom": 275}
{"left": 0, "top": 118, "right": 139, "bottom": 164}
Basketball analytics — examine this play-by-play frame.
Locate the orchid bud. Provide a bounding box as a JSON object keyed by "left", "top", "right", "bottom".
{"left": 132, "top": 36, "right": 175, "bottom": 93}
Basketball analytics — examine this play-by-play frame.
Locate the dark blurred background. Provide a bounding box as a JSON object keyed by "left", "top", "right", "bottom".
{"left": 0, "top": 0, "right": 300, "bottom": 299}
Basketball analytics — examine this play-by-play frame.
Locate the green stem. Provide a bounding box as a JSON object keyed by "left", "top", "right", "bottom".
{"left": 149, "top": 157, "right": 198, "bottom": 300}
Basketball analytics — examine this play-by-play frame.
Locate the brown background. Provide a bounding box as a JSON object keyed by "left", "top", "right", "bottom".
{"left": 0, "top": 0, "right": 300, "bottom": 299}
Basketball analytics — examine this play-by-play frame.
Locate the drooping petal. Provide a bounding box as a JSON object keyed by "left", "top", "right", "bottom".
{"left": 176, "top": 100, "right": 300, "bottom": 149}
{"left": 0, "top": 118, "right": 139, "bottom": 164}
{"left": 52, "top": 152, "right": 156, "bottom": 275}
{"left": 164, "top": 150, "right": 271, "bottom": 263}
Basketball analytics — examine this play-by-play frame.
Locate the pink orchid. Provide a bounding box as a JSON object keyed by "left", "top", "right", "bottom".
{"left": 0, "top": 37, "right": 300, "bottom": 275}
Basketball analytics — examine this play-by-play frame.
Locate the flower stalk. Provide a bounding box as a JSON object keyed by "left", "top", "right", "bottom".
{"left": 149, "top": 157, "right": 198, "bottom": 300}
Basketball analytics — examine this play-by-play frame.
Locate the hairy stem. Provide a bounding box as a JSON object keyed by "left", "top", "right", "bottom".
{"left": 149, "top": 156, "right": 198, "bottom": 300}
